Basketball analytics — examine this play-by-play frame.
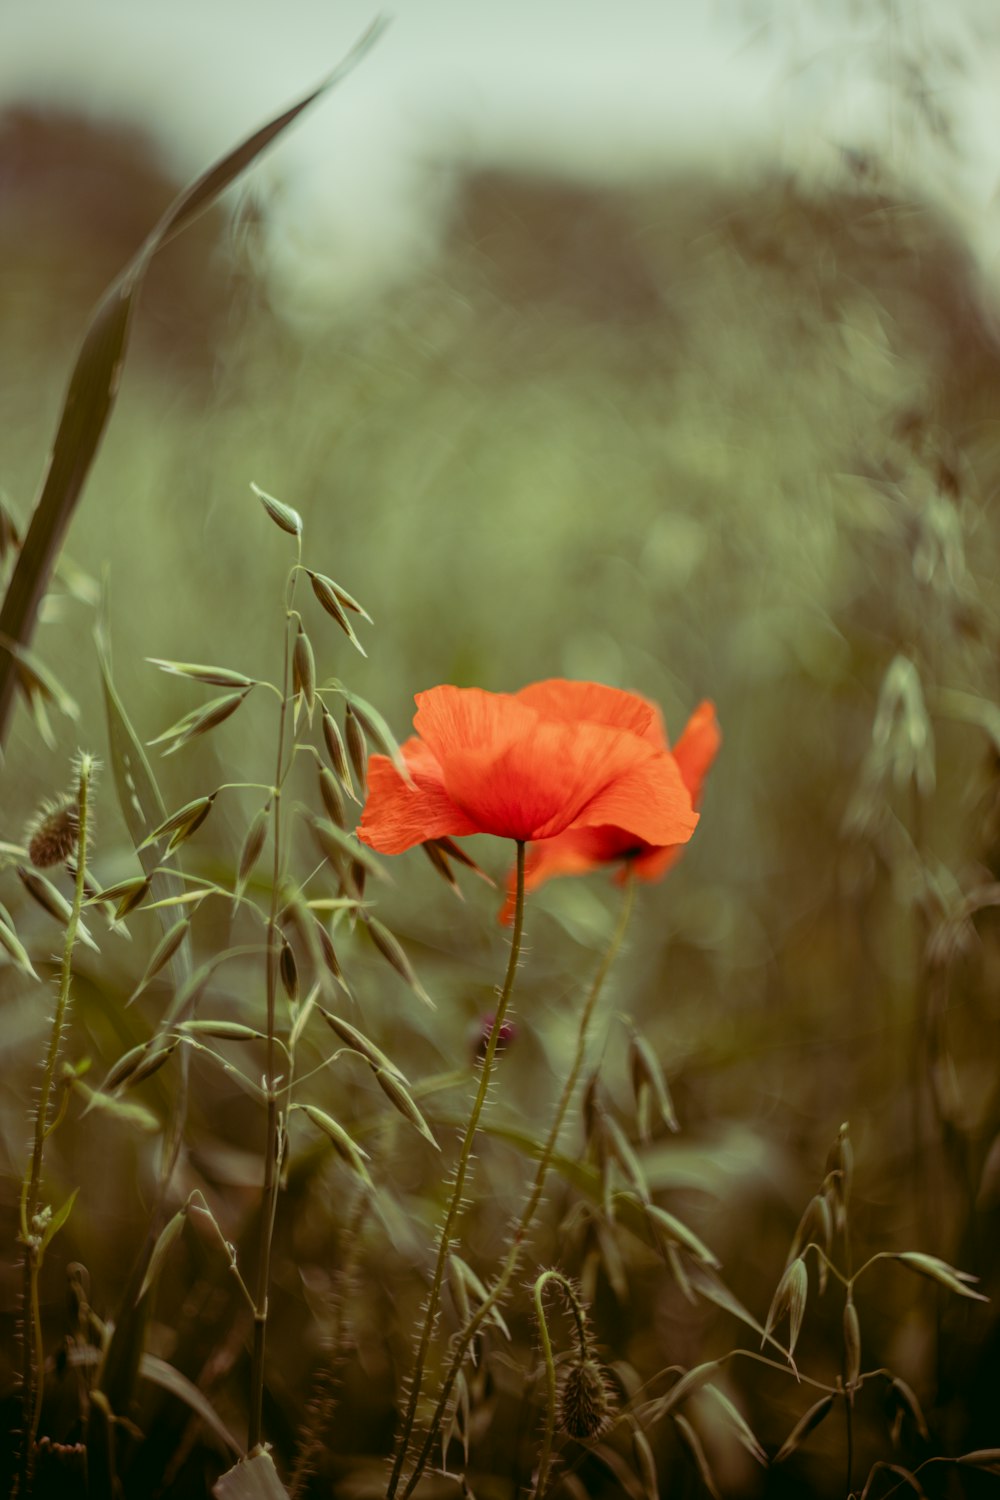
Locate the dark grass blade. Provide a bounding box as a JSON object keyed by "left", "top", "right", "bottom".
{"left": 0, "top": 18, "right": 388, "bottom": 750}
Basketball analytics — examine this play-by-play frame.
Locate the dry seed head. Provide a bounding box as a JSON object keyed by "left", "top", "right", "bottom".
{"left": 344, "top": 705, "right": 367, "bottom": 791}
{"left": 293, "top": 625, "right": 316, "bottom": 715}
{"left": 279, "top": 938, "right": 299, "bottom": 1004}
{"left": 318, "top": 766, "right": 346, "bottom": 828}
{"left": 25, "top": 796, "right": 79, "bottom": 868}
{"left": 322, "top": 710, "right": 355, "bottom": 798}
{"left": 558, "top": 1358, "right": 616, "bottom": 1440}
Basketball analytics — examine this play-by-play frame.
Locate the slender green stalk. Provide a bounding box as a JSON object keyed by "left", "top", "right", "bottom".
{"left": 248, "top": 548, "right": 301, "bottom": 1453}
{"left": 531, "top": 1271, "right": 590, "bottom": 1500}
{"left": 17, "top": 754, "right": 93, "bottom": 1497}
{"left": 387, "top": 840, "right": 527, "bottom": 1499}
{"left": 401, "top": 875, "right": 635, "bottom": 1498}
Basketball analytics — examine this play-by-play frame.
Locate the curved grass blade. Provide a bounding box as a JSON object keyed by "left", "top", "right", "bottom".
{"left": 0, "top": 18, "right": 389, "bottom": 750}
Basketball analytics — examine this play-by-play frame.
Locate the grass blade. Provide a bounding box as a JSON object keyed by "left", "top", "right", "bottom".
{"left": 0, "top": 19, "right": 389, "bottom": 749}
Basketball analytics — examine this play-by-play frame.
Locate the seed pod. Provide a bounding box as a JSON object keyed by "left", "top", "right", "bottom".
{"left": 236, "top": 805, "right": 270, "bottom": 900}
{"left": 18, "top": 865, "right": 73, "bottom": 923}
{"left": 101, "top": 1037, "right": 178, "bottom": 1094}
{"left": 322, "top": 710, "right": 355, "bottom": 799}
{"left": 146, "top": 658, "right": 254, "bottom": 689}
{"left": 363, "top": 916, "right": 432, "bottom": 1006}
{"left": 319, "top": 1008, "right": 405, "bottom": 1080}
{"left": 314, "top": 920, "right": 349, "bottom": 992}
{"left": 602, "top": 1113, "right": 650, "bottom": 1203}
{"left": 251, "top": 481, "right": 301, "bottom": 537}
{"left": 629, "top": 1029, "right": 679, "bottom": 1139}
{"left": 148, "top": 690, "right": 251, "bottom": 757}
{"left": 422, "top": 840, "right": 462, "bottom": 896}
{"left": 297, "top": 1104, "right": 371, "bottom": 1185}
{"left": 318, "top": 767, "right": 346, "bottom": 829}
{"left": 889, "top": 1377, "right": 930, "bottom": 1442}
{"left": 343, "top": 692, "right": 413, "bottom": 785}
{"left": 308, "top": 571, "right": 368, "bottom": 656}
{"left": 763, "top": 1257, "right": 808, "bottom": 1358}
{"left": 94, "top": 875, "right": 151, "bottom": 920}
{"left": 0, "top": 909, "right": 40, "bottom": 981}
{"left": 181, "top": 1020, "right": 268, "bottom": 1041}
{"left": 139, "top": 794, "right": 215, "bottom": 852}
{"left": 432, "top": 837, "right": 494, "bottom": 884}
{"left": 645, "top": 1203, "right": 720, "bottom": 1270}
{"left": 773, "top": 1394, "right": 836, "bottom": 1463}
{"left": 129, "top": 918, "right": 190, "bottom": 1005}
{"left": 279, "top": 938, "right": 299, "bottom": 1005}
{"left": 293, "top": 625, "right": 316, "bottom": 716}
{"left": 349, "top": 858, "right": 367, "bottom": 901}
{"left": 648, "top": 1361, "right": 720, "bottom": 1423}
{"left": 16, "top": 867, "right": 99, "bottom": 952}
{"left": 309, "top": 816, "right": 383, "bottom": 883}
{"left": 374, "top": 1067, "right": 438, "bottom": 1148}
{"left": 344, "top": 705, "right": 368, "bottom": 792}
{"left": 582, "top": 1074, "right": 601, "bottom": 1146}
{"left": 890, "top": 1251, "right": 987, "bottom": 1300}
{"left": 825, "top": 1122, "right": 853, "bottom": 1228}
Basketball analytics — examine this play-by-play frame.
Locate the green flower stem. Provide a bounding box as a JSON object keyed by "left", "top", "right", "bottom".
{"left": 17, "top": 754, "right": 93, "bottom": 1496}
{"left": 531, "top": 1270, "right": 590, "bottom": 1500}
{"left": 401, "top": 874, "right": 635, "bottom": 1499}
{"left": 248, "top": 546, "right": 301, "bottom": 1454}
{"left": 387, "top": 839, "right": 527, "bottom": 1500}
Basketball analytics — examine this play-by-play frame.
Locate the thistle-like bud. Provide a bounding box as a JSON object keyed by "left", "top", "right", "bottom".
{"left": 25, "top": 797, "right": 79, "bottom": 869}
{"left": 558, "top": 1358, "right": 616, "bottom": 1440}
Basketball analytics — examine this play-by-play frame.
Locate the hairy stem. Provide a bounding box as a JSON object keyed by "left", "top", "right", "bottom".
{"left": 17, "top": 755, "right": 93, "bottom": 1497}
{"left": 530, "top": 1271, "right": 591, "bottom": 1500}
{"left": 402, "top": 875, "right": 634, "bottom": 1498}
{"left": 387, "top": 840, "right": 527, "bottom": 1499}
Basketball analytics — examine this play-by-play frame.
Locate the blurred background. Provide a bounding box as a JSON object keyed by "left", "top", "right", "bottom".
{"left": 2, "top": 2, "right": 1000, "bottom": 1495}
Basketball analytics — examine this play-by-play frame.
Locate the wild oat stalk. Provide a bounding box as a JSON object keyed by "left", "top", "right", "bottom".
{"left": 386, "top": 840, "right": 527, "bottom": 1499}
{"left": 16, "top": 752, "right": 95, "bottom": 1497}
{"left": 248, "top": 535, "right": 303, "bottom": 1454}
{"left": 400, "top": 873, "right": 635, "bottom": 1499}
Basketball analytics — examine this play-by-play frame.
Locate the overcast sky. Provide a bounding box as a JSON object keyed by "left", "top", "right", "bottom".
{"left": 4, "top": 0, "right": 1000, "bottom": 314}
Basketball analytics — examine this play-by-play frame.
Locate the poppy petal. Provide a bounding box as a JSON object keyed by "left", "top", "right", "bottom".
{"left": 356, "top": 741, "right": 480, "bottom": 854}
{"left": 516, "top": 679, "right": 665, "bottom": 746}
{"left": 413, "top": 685, "right": 537, "bottom": 761}
{"left": 571, "top": 750, "right": 698, "bottom": 848}
{"left": 673, "top": 701, "right": 721, "bottom": 803}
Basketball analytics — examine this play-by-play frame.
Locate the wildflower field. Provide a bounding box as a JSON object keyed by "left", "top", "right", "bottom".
{"left": 1, "top": 58, "right": 999, "bottom": 1500}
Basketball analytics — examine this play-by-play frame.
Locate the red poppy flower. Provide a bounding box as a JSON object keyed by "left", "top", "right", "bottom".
{"left": 356, "top": 681, "right": 700, "bottom": 859}
{"left": 498, "top": 699, "right": 720, "bottom": 921}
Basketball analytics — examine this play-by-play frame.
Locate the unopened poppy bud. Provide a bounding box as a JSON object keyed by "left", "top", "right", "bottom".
{"left": 473, "top": 1012, "right": 517, "bottom": 1062}
{"left": 558, "top": 1359, "right": 615, "bottom": 1439}
{"left": 25, "top": 797, "right": 79, "bottom": 869}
